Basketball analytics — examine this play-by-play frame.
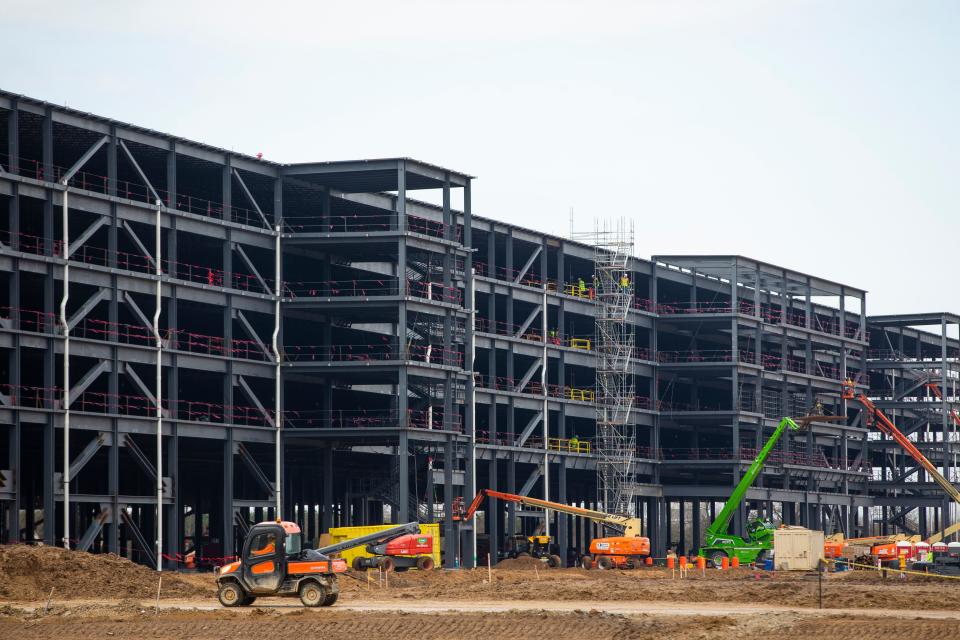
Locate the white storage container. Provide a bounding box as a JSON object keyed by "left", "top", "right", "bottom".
{"left": 773, "top": 527, "right": 824, "bottom": 571}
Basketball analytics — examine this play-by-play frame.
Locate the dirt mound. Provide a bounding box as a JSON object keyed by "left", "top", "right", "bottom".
{"left": 493, "top": 556, "right": 548, "bottom": 570}
{"left": 0, "top": 545, "right": 212, "bottom": 601}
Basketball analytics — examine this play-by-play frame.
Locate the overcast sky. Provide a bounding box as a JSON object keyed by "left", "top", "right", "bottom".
{"left": 2, "top": 1, "right": 957, "bottom": 316}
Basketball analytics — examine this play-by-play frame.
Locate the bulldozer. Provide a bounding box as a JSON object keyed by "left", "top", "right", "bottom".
{"left": 215, "top": 520, "right": 419, "bottom": 607}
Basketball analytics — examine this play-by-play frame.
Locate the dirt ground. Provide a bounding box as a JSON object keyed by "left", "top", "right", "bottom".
{"left": 2, "top": 605, "right": 959, "bottom": 640}
{"left": 2, "top": 546, "right": 959, "bottom": 639}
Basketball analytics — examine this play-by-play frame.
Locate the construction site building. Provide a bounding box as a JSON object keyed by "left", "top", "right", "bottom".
{"left": 0, "top": 90, "right": 957, "bottom": 568}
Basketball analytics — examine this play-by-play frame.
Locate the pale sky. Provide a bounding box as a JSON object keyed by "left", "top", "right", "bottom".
{"left": 2, "top": 0, "right": 957, "bottom": 315}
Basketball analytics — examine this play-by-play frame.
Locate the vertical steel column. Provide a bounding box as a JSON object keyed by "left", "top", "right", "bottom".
{"left": 443, "top": 436, "right": 455, "bottom": 567}
{"left": 59, "top": 184, "right": 71, "bottom": 550}
{"left": 153, "top": 199, "right": 163, "bottom": 570}
{"left": 729, "top": 260, "right": 743, "bottom": 536}
{"left": 396, "top": 163, "right": 407, "bottom": 427}
{"left": 272, "top": 222, "right": 282, "bottom": 517}
{"left": 464, "top": 179, "right": 476, "bottom": 567}
{"left": 397, "top": 431, "right": 409, "bottom": 524}
{"left": 541, "top": 284, "right": 549, "bottom": 535}
{"left": 488, "top": 456, "right": 499, "bottom": 565}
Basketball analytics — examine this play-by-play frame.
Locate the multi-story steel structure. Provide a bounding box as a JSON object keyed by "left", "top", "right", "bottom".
{"left": 0, "top": 90, "right": 956, "bottom": 569}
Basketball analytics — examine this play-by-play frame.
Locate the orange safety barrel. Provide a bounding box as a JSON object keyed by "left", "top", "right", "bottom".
{"left": 667, "top": 556, "right": 675, "bottom": 569}
{"left": 721, "top": 556, "right": 729, "bottom": 570}
{"left": 696, "top": 556, "right": 706, "bottom": 571}
{"left": 731, "top": 556, "right": 740, "bottom": 568}
{"left": 678, "top": 556, "right": 687, "bottom": 569}
{"left": 645, "top": 556, "right": 653, "bottom": 566}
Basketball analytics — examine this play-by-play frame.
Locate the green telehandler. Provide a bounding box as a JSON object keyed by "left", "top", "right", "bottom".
{"left": 697, "top": 416, "right": 805, "bottom": 567}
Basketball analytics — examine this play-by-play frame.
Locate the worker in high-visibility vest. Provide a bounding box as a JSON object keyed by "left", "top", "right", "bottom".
{"left": 620, "top": 273, "right": 630, "bottom": 289}
{"left": 577, "top": 278, "right": 586, "bottom": 296}
{"left": 568, "top": 434, "right": 580, "bottom": 452}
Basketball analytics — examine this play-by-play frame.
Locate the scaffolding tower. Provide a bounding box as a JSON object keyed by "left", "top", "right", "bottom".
{"left": 584, "top": 219, "right": 636, "bottom": 516}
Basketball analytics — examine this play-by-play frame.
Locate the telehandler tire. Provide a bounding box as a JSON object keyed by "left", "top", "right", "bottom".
{"left": 580, "top": 555, "right": 593, "bottom": 569}
{"left": 597, "top": 556, "right": 614, "bottom": 570}
{"left": 547, "top": 554, "right": 562, "bottom": 568}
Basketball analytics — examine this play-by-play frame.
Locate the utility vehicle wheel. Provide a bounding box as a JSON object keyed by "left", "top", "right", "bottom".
{"left": 352, "top": 556, "right": 367, "bottom": 571}
{"left": 416, "top": 556, "right": 434, "bottom": 571}
{"left": 597, "top": 556, "right": 614, "bottom": 570}
{"left": 299, "top": 581, "right": 327, "bottom": 607}
{"left": 547, "top": 554, "right": 562, "bottom": 568}
{"left": 580, "top": 555, "right": 594, "bottom": 570}
{"left": 377, "top": 556, "right": 396, "bottom": 572}
{"left": 320, "top": 580, "right": 340, "bottom": 607}
{"left": 709, "top": 550, "right": 727, "bottom": 569}
{"left": 217, "top": 582, "right": 245, "bottom": 608}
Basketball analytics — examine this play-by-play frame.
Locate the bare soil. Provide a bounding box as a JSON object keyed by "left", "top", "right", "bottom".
{"left": 1, "top": 605, "right": 957, "bottom": 640}
{"left": 341, "top": 564, "right": 960, "bottom": 611}
{"left": 0, "top": 546, "right": 210, "bottom": 600}
{"left": 2, "top": 546, "right": 959, "bottom": 639}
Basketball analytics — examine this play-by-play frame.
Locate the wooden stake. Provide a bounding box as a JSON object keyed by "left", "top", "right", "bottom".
{"left": 155, "top": 576, "right": 162, "bottom": 615}
{"left": 44, "top": 587, "right": 54, "bottom": 615}
{"left": 487, "top": 553, "right": 492, "bottom": 584}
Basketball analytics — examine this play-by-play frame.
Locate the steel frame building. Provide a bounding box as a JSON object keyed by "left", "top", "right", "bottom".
{"left": 0, "top": 90, "right": 956, "bottom": 568}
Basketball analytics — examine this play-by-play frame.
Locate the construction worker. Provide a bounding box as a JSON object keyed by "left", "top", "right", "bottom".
{"left": 620, "top": 273, "right": 630, "bottom": 289}
{"left": 548, "top": 329, "right": 561, "bottom": 345}
{"left": 568, "top": 434, "right": 580, "bottom": 452}
{"left": 577, "top": 277, "right": 586, "bottom": 297}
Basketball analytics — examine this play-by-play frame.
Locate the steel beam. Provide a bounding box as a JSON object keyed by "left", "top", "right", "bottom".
{"left": 122, "top": 433, "right": 158, "bottom": 484}
{"left": 515, "top": 412, "right": 543, "bottom": 448}
{"left": 65, "top": 360, "right": 111, "bottom": 407}
{"left": 231, "top": 168, "right": 270, "bottom": 228}
{"left": 61, "top": 136, "right": 109, "bottom": 185}
{"left": 66, "top": 432, "right": 112, "bottom": 482}
{"left": 519, "top": 464, "right": 542, "bottom": 496}
{"left": 123, "top": 363, "right": 159, "bottom": 411}
{"left": 233, "top": 244, "right": 270, "bottom": 294}
{"left": 514, "top": 246, "right": 541, "bottom": 285}
{"left": 236, "top": 375, "right": 275, "bottom": 427}
{"left": 119, "top": 508, "right": 158, "bottom": 569}
{"left": 235, "top": 310, "right": 271, "bottom": 359}
{"left": 67, "top": 289, "right": 109, "bottom": 331}
{"left": 77, "top": 506, "right": 112, "bottom": 552}
{"left": 66, "top": 216, "right": 109, "bottom": 259}
{"left": 513, "top": 358, "right": 542, "bottom": 394}
{"left": 118, "top": 139, "right": 161, "bottom": 203}
{"left": 121, "top": 221, "right": 155, "bottom": 268}
{"left": 514, "top": 305, "right": 541, "bottom": 339}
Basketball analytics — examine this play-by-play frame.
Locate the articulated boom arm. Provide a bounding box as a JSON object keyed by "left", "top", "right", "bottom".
{"left": 316, "top": 522, "right": 420, "bottom": 556}
{"left": 706, "top": 417, "right": 801, "bottom": 538}
{"left": 842, "top": 381, "right": 960, "bottom": 543}
{"left": 458, "top": 489, "right": 642, "bottom": 537}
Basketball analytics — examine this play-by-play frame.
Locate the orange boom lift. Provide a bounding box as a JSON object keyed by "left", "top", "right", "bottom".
{"left": 842, "top": 381, "right": 960, "bottom": 545}
{"left": 457, "top": 489, "right": 650, "bottom": 569}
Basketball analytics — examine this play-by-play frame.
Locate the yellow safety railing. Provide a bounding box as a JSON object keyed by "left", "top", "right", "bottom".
{"left": 568, "top": 338, "right": 592, "bottom": 350}
{"left": 563, "top": 283, "right": 593, "bottom": 299}
{"left": 548, "top": 437, "right": 592, "bottom": 453}
{"left": 567, "top": 388, "right": 596, "bottom": 402}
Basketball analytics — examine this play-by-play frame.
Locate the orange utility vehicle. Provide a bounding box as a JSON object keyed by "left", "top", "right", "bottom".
{"left": 456, "top": 489, "right": 650, "bottom": 569}
{"left": 215, "top": 521, "right": 419, "bottom": 607}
